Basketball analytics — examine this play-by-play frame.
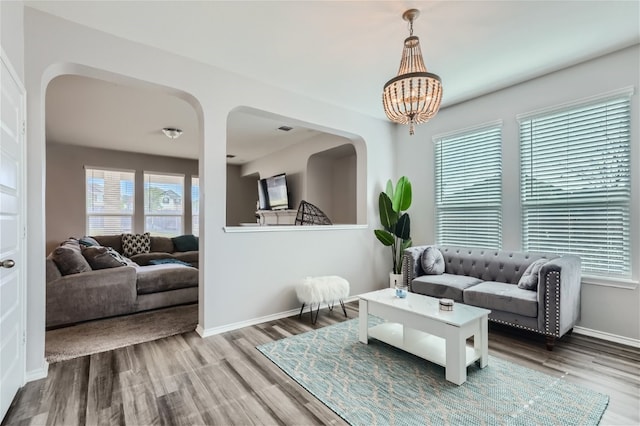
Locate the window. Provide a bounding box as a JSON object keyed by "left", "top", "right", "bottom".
{"left": 144, "top": 172, "right": 184, "bottom": 237}
{"left": 434, "top": 124, "right": 502, "bottom": 248}
{"left": 519, "top": 91, "right": 632, "bottom": 277}
{"left": 191, "top": 176, "right": 199, "bottom": 236}
{"left": 86, "top": 168, "right": 135, "bottom": 235}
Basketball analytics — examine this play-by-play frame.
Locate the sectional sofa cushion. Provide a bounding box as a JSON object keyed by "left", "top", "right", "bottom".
{"left": 135, "top": 264, "right": 198, "bottom": 294}
{"left": 82, "top": 246, "right": 125, "bottom": 270}
{"left": 411, "top": 274, "right": 482, "bottom": 302}
{"left": 171, "top": 234, "right": 199, "bottom": 252}
{"left": 122, "top": 232, "right": 151, "bottom": 256}
{"left": 421, "top": 246, "right": 444, "bottom": 275}
{"left": 463, "top": 281, "right": 538, "bottom": 318}
{"left": 51, "top": 239, "right": 92, "bottom": 276}
{"left": 518, "top": 258, "right": 548, "bottom": 290}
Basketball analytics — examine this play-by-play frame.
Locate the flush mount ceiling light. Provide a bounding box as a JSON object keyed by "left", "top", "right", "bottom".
{"left": 382, "top": 9, "right": 443, "bottom": 135}
{"left": 162, "top": 127, "right": 183, "bottom": 139}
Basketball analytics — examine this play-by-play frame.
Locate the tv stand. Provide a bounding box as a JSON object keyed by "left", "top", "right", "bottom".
{"left": 256, "top": 209, "right": 297, "bottom": 225}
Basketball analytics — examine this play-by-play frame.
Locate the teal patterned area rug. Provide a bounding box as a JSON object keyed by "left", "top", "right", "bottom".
{"left": 257, "top": 319, "right": 609, "bottom": 425}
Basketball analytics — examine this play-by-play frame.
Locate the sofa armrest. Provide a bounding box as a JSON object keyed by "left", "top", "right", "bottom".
{"left": 537, "top": 255, "right": 582, "bottom": 337}
{"left": 46, "top": 266, "right": 137, "bottom": 328}
{"left": 402, "top": 245, "right": 430, "bottom": 288}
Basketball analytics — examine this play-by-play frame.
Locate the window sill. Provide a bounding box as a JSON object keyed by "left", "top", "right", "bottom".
{"left": 581, "top": 275, "right": 638, "bottom": 290}
{"left": 223, "top": 224, "right": 368, "bottom": 233}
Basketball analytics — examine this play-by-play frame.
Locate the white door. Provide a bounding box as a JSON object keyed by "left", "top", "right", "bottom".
{"left": 0, "top": 50, "right": 26, "bottom": 421}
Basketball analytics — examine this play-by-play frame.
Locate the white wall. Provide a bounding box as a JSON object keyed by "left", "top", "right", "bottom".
{"left": 397, "top": 45, "right": 640, "bottom": 342}
{"left": 24, "top": 8, "right": 394, "bottom": 377}
{"left": 1, "top": 0, "right": 24, "bottom": 80}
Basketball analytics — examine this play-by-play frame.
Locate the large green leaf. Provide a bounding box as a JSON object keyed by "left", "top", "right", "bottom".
{"left": 394, "top": 213, "right": 410, "bottom": 240}
{"left": 385, "top": 179, "right": 394, "bottom": 199}
{"left": 374, "top": 229, "right": 394, "bottom": 246}
{"left": 378, "top": 192, "right": 397, "bottom": 229}
{"left": 392, "top": 176, "right": 412, "bottom": 213}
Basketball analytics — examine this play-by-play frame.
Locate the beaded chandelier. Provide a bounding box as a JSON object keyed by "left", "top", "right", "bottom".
{"left": 382, "top": 9, "right": 442, "bottom": 135}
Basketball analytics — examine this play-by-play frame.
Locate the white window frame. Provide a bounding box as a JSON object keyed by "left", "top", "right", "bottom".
{"left": 85, "top": 166, "right": 135, "bottom": 235}
{"left": 191, "top": 176, "right": 199, "bottom": 237}
{"left": 433, "top": 121, "right": 503, "bottom": 249}
{"left": 518, "top": 87, "right": 634, "bottom": 279}
{"left": 143, "top": 171, "right": 185, "bottom": 237}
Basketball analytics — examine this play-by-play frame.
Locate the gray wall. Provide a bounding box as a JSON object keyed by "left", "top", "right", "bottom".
{"left": 397, "top": 45, "right": 640, "bottom": 341}
{"left": 46, "top": 143, "right": 198, "bottom": 254}
{"left": 226, "top": 164, "right": 259, "bottom": 225}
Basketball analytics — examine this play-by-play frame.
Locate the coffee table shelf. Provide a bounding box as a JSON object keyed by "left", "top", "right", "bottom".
{"left": 368, "top": 322, "right": 481, "bottom": 368}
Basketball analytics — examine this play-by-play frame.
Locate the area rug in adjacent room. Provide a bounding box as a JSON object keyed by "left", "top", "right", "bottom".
{"left": 46, "top": 303, "right": 198, "bottom": 363}
{"left": 257, "top": 318, "right": 609, "bottom": 425}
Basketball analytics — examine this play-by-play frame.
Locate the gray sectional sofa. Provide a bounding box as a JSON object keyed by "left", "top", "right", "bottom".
{"left": 46, "top": 234, "right": 199, "bottom": 328}
{"left": 402, "top": 245, "right": 582, "bottom": 350}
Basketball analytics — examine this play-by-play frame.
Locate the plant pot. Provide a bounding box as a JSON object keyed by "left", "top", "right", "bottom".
{"left": 389, "top": 272, "right": 403, "bottom": 289}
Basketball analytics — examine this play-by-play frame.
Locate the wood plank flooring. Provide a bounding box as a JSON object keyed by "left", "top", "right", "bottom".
{"left": 3, "top": 302, "right": 639, "bottom": 425}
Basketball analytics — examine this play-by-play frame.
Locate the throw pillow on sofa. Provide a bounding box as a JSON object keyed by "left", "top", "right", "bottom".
{"left": 518, "top": 258, "right": 548, "bottom": 290}
{"left": 78, "top": 236, "right": 100, "bottom": 247}
{"left": 122, "top": 232, "right": 151, "bottom": 257}
{"left": 171, "top": 234, "right": 199, "bottom": 252}
{"left": 82, "top": 246, "right": 125, "bottom": 269}
{"left": 51, "top": 239, "right": 92, "bottom": 276}
{"left": 421, "top": 246, "right": 445, "bottom": 275}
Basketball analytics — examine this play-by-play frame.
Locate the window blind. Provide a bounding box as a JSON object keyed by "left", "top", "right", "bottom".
{"left": 435, "top": 125, "right": 502, "bottom": 248}
{"left": 520, "top": 94, "right": 631, "bottom": 277}
{"left": 86, "top": 168, "right": 134, "bottom": 235}
{"left": 144, "top": 172, "right": 185, "bottom": 237}
{"left": 191, "top": 176, "right": 200, "bottom": 237}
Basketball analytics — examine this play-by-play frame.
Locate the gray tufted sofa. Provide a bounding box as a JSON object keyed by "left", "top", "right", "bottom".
{"left": 402, "top": 245, "right": 582, "bottom": 350}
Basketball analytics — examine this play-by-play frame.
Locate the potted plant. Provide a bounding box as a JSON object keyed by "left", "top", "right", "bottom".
{"left": 374, "top": 176, "right": 412, "bottom": 290}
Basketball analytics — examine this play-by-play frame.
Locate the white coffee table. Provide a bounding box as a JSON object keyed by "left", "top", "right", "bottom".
{"left": 359, "top": 288, "right": 490, "bottom": 385}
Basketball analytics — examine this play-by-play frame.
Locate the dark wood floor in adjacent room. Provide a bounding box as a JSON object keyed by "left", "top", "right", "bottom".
{"left": 3, "top": 302, "right": 639, "bottom": 425}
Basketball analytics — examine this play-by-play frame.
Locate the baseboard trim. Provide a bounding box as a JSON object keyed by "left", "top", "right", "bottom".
{"left": 197, "top": 296, "right": 359, "bottom": 338}
{"left": 573, "top": 326, "right": 640, "bottom": 348}
{"left": 25, "top": 361, "right": 49, "bottom": 382}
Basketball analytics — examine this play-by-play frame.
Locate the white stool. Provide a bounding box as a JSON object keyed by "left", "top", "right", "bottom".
{"left": 296, "top": 276, "right": 350, "bottom": 324}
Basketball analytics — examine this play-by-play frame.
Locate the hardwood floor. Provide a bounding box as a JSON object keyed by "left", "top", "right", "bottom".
{"left": 3, "top": 302, "right": 639, "bottom": 425}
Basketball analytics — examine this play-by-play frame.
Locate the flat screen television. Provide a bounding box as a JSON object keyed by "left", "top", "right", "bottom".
{"left": 258, "top": 173, "right": 289, "bottom": 210}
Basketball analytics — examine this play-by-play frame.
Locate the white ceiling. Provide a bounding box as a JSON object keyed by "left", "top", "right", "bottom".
{"left": 32, "top": 0, "right": 640, "bottom": 161}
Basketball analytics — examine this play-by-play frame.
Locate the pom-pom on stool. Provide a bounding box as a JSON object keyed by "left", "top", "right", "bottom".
{"left": 296, "top": 276, "right": 349, "bottom": 324}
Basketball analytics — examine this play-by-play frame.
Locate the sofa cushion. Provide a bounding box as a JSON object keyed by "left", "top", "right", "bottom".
{"left": 421, "top": 246, "right": 444, "bottom": 275}
{"left": 78, "top": 236, "right": 100, "bottom": 247}
{"left": 173, "top": 251, "right": 198, "bottom": 265}
{"left": 122, "top": 232, "right": 151, "bottom": 257}
{"left": 150, "top": 236, "right": 175, "bottom": 253}
{"left": 518, "top": 258, "right": 548, "bottom": 290}
{"left": 82, "top": 246, "right": 125, "bottom": 269}
{"left": 51, "top": 239, "right": 92, "bottom": 276}
{"left": 148, "top": 258, "right": 192, "bottom": 267}
{"left": 463, "top": 281, "right": 538, "bottom": 318}
{"left": 135, "top": 264, "right": 198, "bottom": 294}
{"left": 172, "top": 234, "right": 199, "bottom": 252}
{"left": 93, "top": 234, "right": 124, "bottom": 253}
{"left": 411, "top": 273, "right": 482, "bottom": 302}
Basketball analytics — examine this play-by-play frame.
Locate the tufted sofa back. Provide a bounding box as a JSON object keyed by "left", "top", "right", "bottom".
{"left": 437, "top": 245, "right": 558, "bottom": 285}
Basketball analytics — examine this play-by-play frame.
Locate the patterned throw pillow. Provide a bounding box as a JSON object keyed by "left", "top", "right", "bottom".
{"left": 121, "top": 232, "right": 151, "bottom": 257}
{"left": 421, "top": 246, "right": 445, "bottom": 275}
